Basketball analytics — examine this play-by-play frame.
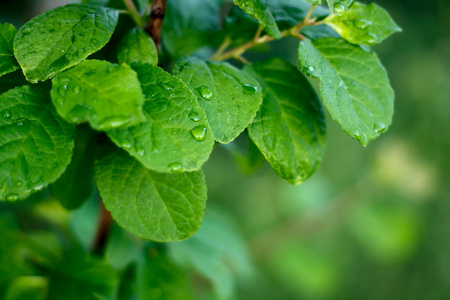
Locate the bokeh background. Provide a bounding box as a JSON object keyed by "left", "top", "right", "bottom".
{"left": 0, "top": 0, "right": 449, "bottom": 299}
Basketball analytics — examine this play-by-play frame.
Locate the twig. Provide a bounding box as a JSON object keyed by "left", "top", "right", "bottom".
{"left": 122, "top": 0, "right": 144, "bottom": 28}
{"left": 91, "top": 201, "right": 112, "bottom": 255}
{"left": 146, "top": 0, "right": 167, "bottom": 49}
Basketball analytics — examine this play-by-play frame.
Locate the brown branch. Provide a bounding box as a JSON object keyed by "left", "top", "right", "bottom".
{"left": 91, "top": 201, "right": 112, "bottom": 255}
{"left": 146, "top": 0, "right": 167, "bottom": 49}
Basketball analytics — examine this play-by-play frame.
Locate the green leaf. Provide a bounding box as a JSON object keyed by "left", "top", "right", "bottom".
{"left": 5, "top": 276, "right": 48, "bottom": 300}
{"left": 305, "top": 0, "right": 324, "bottom": 4}
{"left": 137, "top": 250, "right": 193, "bottom": 300}
{"left": 0, "top": 85, "right": 76, "bottom": 201}
{"left": 327, "top": 0, "right": 354, "bottom": 16}
{"left": 298, "top": 38, "right": 394, "bottom": 146}
{"left": 324, "top": 2, "right": 401, "bottom": 45}
{"left": 108, "top": 64, "right": 214, "bottom": 172}
{"left": 224, "top": 0, "right": 330, "bottom": 45}
{"left": 50, "top": 125, "right": 96, "bottom": 210}
{"left": 96, "top": 148, "right": 207, "bottom": 242}
{"left": 46, "top": 252, "right": 118, "bottom": 300}
{"left": 51, "top": 59, "right": 145, "bottom": 131}
{"left": 0, "top": 23, "right": 19, "bottom": 77}
{"left": 117, "top": 28, "right": 158, "bottom": 66}
{"left": 245, "top": 58, "right": 326, "bottom": 185}
{"left": 162, "top": 0, "right": 224, "bottom": 58}
{"left": 13, "top": 4, "right": 118, "bottom": 83}
{"left": 169, "top": 207, "right": 252, "bottom": 299}
{"left": 173, "top": 57, "right": 263, "bottom": 144}
{"left": 233, "top": 0, "right": 281, "bottom": 39}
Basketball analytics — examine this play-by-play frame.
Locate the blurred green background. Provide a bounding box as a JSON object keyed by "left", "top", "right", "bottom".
{"left": 1, "top": 0, "right": 449, "bottom": 299}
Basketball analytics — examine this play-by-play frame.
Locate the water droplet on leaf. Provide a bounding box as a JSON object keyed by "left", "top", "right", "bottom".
{"left": 14, "top": 118, "right": 28, "bottom": 126}
{"left": 3, "top": 110, "right": 12, "bottom": 118}
{"left": 168, "top": 162, "right": 182, "bottom": 172}
{"left": 353, "top": 131, "right": 362, "bottom": 141}
{"left": 243, "top": 84, "right": 258, "bottom": 95}
{"left": 189, "top": 111, "right": 200, "bottom": 122}
{"left": 197, "top": 86, "right": 214, "bottom": 100}
{"left": 16, "top": 181, "right": 23, "bottom": 187}
{"left": 333, "top": 3, "right": 346, "bottom": 16}
{"left": 191, "top": 125, "right": 207, "bottom": 141}
{"left": 121, "top": 139, "right": 132, "bottom": 149}
{"left": 374, "top": 121, "right": 386, "bottom": 133}
{"left": 134, "top": 142, "right": 145, "bottom": 156}
{"left": 160, "top": 82, "right": 174, "bottom": 91}
{"left": 6, "top": 193, "right": 19, "bottom": 201}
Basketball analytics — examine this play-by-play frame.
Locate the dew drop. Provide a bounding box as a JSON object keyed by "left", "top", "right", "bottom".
{"left": 121, "top": 139, "right": 132, "bottom": 149}
{"left": 160, "top": 82, "right": 174, "bottom": 91}
{"left": 354, "top": 19, "right": 372, "bottom": 29}
{"left": 74, "top": 86, "right": 81, "bottom": 94}
{"left": 16, "top": 181, "right": 23, "bottom": 187}
{"left": 3, "top": 109, "right": 12, "bottom": 118}
{"left": 134, "top": 142, "right": 145, "bottom": 156}
{"left": 56, "top": 97, "right": 65, "bottom": 106}
{"left": 353, "top": 131, "right": 362, "bottom": 141}
{"left": 189, "top": 111, "right": 200, "bottom": 122}
{"left": 197, "top": 86, "right": 214, "bottom": 101}
{"left": 191, "top": 125, "right": 207, "bottom": 141}
{"left": 243, "top": 84, "right": 258, "bottom": 95}
{"left": 302, "top": 66, "right": 318, "bottom": 78}
{"left": 333, "top": 3, "right": 346, "bottom": 16}
{"left": 374, "top": 121, "right": 386, "bottom": 133}
{"left": 14, "top": 118, "right": 28, "bottom": 126}
{"left": 6, "top": 193, "right": 19, "bottom": 201}
{"left": 168, "top": 162, "right": 182, "bottom": 172}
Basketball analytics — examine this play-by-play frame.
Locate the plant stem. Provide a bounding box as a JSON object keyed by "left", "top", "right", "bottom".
{"left": 91, "top": 201, "right": 112, "bottom": 256}
{"left": 146, "top": 0, "right": 167, "bottom": 49}
{"left": 122, "top": 0, "right": 144, "bottom": 28}
{"left": 211, "top": 5, "right": 318, "bottom": 62}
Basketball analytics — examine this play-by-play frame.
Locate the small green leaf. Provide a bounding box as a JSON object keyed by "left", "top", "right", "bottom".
{"left": 0, "top": 86, "right": 75, "bottom": 201}
{"left": 0, "top": 23, "right": 19, "bottom": 77}
{"left": 162, "top": 0, "right": 224, "bottom": 58}
{"left": 46, "top": 252, "right": 118, "bottom": 300}
{"left": 5, "top": 276, "right": 48, "bottom": 300}
{"left": 51, "top": 59, "right": 145, "bottom": 131}
{"left": 117, "top": 28, "right": 158, "bottom": 66}
{"left": 324, "top": 2, "right": 401, "bottom": 45}
{"left": 137, "top": 250, "right": 194, "bottom": 300}
{"left": 108, "top": 64, "right": 214, "bottom": 172}
{"left": 13, "top": 4, "right": 118, "bottom": 83}
{"left": 245, "top": 58, "right": 326, "bottom": 185}
{"left": 50, "top": 125, "right": 96, "bottom": 210}
{"left": 173, "top": 57, "right": 263, "bottom": 144}
{"left": 298, "top": 38, "right": 394, "bottom": 146}
{"left": 327, "top": 0, "right": 354, "bottom": 16}
{"left": 233, "top": 0, "right": 281, "bottom": 39}
{"left": 96, "top": 148, "right": 207, "bottom": 242}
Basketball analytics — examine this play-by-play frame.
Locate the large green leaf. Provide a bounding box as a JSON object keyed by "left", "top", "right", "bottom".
{"left": 245, "top": 58, "right": 326, "bottom": 185}
{"left": 117, "top": 28, "right": 158, "bottom": 66}
{"left": 51, "top": 59, "right": 145, "bottom": 131}
{"left": 298, "top": 38, "right": 394, "bottom": 146}
{"left": 327, "top": 0, "right": 354, "bottom": 16}
{"left": 169, "top": 207, "right": 251, "bottom": 299}
{"left": 173, "top": 57, "right": 263, "bottom": 144}
{"left": 50, "top": 125, "right": 96, "bottom": 210}
{"left": 162, "top": 0, "right": 224, "bottom": 58}
{"left": 0, "top": 23, "right": 19, "bottom": 77}
{"left": 13, "top": 4, "right": 118, "bottom": 83}
{"left": 108, "top": 64, "right": 214, "bottom": 172}
{"left": 0, "top": 86, "right": 75, "bottom": 201}
{"left": 324, "top": 2, "right": 401, "bottom": 45}
{"left": 96, "top": 149, "right": 207, "bottom": 242}
{"left": 233, "top": 0, "right": 281, "bottom": 39}
{"left": 137, "top": 250, "right": 193, "bottom": 300}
